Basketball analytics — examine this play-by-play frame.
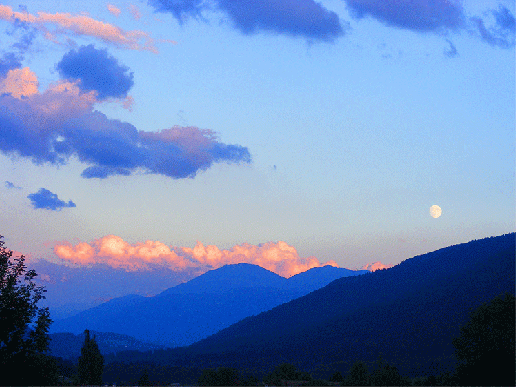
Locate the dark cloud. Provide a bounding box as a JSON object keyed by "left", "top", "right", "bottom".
{"left": 343, "top": 1, "right": 515, "bottom": 49}
{"left": 0, "top": 52, "right": 22, "bottom": 77}
{"left": 471, "top": 6, "right": 515, "bottom": 48}
{"left": 148, "top": 0, "right": 205, "bottom": 22}
{"left": 11, "top": 29, "right": 36, "bottom": 53}
{"left": 27, "top": 188, "right": 76, "bottom": 211}
{"left": 5, "top": 181, "right": 22, "bottom": 189}
{"left": 81, "top": 166, "right": 132, "bottom": 179}
{"left": 0, "top": 89, "right": 251, "bottom": 179}
{"left": 56, "top": 45, "right": 134, "bottom": 100}
{"left": 344, "top": 0, "right": 464, "bottom": 32}
{"left": 149, "top": 0, "right": 344, "bottom": 42}
{"left": 493, "top": 5, "right": 516, "bottom": 32}
{"left": 444, "top": 39, "right": 458, "bottom": 57}
{"left": 5, "top": 9, "right": 38, "bottom": 54}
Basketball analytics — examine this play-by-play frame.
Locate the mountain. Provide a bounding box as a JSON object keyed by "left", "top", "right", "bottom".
{"left": 50, "top": 263, "right": 366, "bottom": 348}
{"left": 157, "top": 263, "right": 288, "bottom": 296}
{"left": 286, "top": 266, "right": 369, "bottom": 293}
{"left": 49, "top": 331, "right": 166, "bottom": 360}
{"left": 164, "top": 233, "right": 514, "bottom": 378}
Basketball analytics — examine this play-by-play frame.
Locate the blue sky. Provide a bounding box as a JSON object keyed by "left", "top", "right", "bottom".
{"left": 0, "top": 0, "right": 514, "bottom": 310}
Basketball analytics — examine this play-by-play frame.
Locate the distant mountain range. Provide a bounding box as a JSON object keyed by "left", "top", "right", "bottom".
{"left": 178, "top": 233, "right": 515, "bottom": 377}
{"left": 50, "top": 263, "right": 367, "bottom": 349}
{"left": 49, "top": 331, "right": 166, "bottom": 360}
{"left": 98, "top": 233, "right": 514, "bottom": 382}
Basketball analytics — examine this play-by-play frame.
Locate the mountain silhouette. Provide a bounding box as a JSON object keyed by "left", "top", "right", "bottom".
{"left": 166, "top": 233, "right": 514, "bottom": 378}
{"left": 49, "top": 330, "right": 166, "bottom": 360}
{"left": 50, "top": 263, "right": 366, "bottom": 347}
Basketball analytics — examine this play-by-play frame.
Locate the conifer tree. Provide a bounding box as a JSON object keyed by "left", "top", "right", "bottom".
{"left": 453, "top": 292, "right": 515, "bottom": 386}
{"left": 78, "top": 329, "right": 104, "bottom": 385}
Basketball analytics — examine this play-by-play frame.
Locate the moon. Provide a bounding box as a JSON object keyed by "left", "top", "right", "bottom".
{"left": 429, "top": 205, "right": 442, "bottom": 218}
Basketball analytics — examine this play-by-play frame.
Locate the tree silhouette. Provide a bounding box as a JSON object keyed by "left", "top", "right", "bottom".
{"left": 330, "top": 371, "right": 344, "bottom": 383}
{"left": 346, "top": 361, "right": 370, "bottom": 386}
{"left": 138, "top": 368, "right": 152, "bottom": 386}
{"left": 367, "top": 354, "right": 409, "bottom": 386}
{"left": 453, "top": 292, "right": 515, "bottom": 386}
{"left": 263, "top": 363, "right": 310, "bottom": 385}
{"left": 198, "top": 367, "right": 239, "bottom": 386}
{"left": 0, "top": 235, "right": 57, "bottom": 384}
{"left": 78, "top": 329, "right": 104, "bottom": 385}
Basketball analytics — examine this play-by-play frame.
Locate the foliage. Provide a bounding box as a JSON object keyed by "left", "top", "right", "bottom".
{"left": 239, "top": 374, "right": 260, "bottom": 386}
{"left": 307, "top": 378, "right": 330, "bottom": 385}
{"left": 138, "top": 368, "right": 152, "bottom": 386}
{"left": 330, "top": 371, "right": 344, "bottom": 383}
{"left": 368, "top": 354, "right": 409, "bottom": 386}
{"left": 345, "top": 361, "right": 370, "bottom": 386}
{"left": 263, "top": 363, "right": 312, "bottom": 385}
{"left": 198, "top": 366, "right": 240, "bottom": 386}
{"left": 78, "top": 329, "right": 104, "bottom": 385}
{"left": 0, "top": 235, "right": 57, "bottom": 384}
{"left": 452, "top": 292, "right": 515, "bottom": 386}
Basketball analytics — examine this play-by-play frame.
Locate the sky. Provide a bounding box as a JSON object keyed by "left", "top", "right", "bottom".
{"left": 0, "top": 0, "right": 514, "bottom": 315}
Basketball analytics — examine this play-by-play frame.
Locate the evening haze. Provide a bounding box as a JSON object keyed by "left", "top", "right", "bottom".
{"left": 0, "top": 1, "right": 514, "bottom": 310}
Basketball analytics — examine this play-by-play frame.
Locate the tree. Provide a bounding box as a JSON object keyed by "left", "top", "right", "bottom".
{"left": 78, "top": 329, "right": 104, "bottom": 385}
{"left": 330, "top": 371, "right": 344, "bottom": 383}
{"left": 370, "top": 363, "right": 407, "bottom": 386}
{"left": 263, "top": 363, "right": 309, "bottom": 385}
{"left": 368, "top": 354, "right": 408, "bottom": 386}
{"left": 0, "top": 235, "right": 57, "bottom": 384}
{"left": 345, "top": 361, "right": 370, "bottom": 386}
{"left": 452, "top": 292, "right": 515, "bottom": 386}
{"left": 198, "top": 367, "right": 239, "bottom": 386}
{"left": 138, "top": 368, "right": 152, "bottom": 386}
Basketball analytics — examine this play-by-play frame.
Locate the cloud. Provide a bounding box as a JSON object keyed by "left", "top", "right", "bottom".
{"left": 54, "top": 235, "right": 199, "bottom": 271}
{"left": 56, "top": 45, "right": 134, "bottom": 100}
{"left": 444, "top": 39, "right": 458, "bottom": 57}
{"left": 0, "top": 67, "right": 39, "bottom": 98}
{"left": 0, "top": 4, "right": 158, "bottom": 52}
{"left": 129, "top": 4, "right": 142, "bottom": 20}
{"left": 361, "top": 261, "right": 393, "bottom": 272}
{"left": 493, "top": 5, "right": 516, "bottom": 32}
{"left": 471, "top": 5, "right": 515, "bottom": 48}
{"left": 343, "top": 1, "right": 515, "bottom": 48}
{"left": 0, "top": 52, "right": 22, "bottom": 77}
{"left": 107, "top": 4, "right": 121, "bottom": 17}
{"left": 5, "top": 181, "right": 22, "bottom": 189}
{"left": 27, "top": 188, "right": 76, "bottom": 210}
{"left": 0, "top": 68, "right": 251, "bottom": 178}
{"left": 344, "top": 0, "right": 465, "bottom": 32}
{"left": 148, "top": 0, "right": 345, "bottom": 42}
{"left": 54, "top": 236, "right": 339, "bottom": 277}
{"left": 181, "top": 240, "right": 339, "bottom": 277}
{"left": 7, "top": 20, "right": 37, "bottom": 53}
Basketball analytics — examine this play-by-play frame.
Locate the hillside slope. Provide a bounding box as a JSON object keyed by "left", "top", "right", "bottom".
{"left": 182, "top": 234, "right": 515, "bottom": 377}
{"left": 51, "top": 263, "right": 366, "bottom": 347}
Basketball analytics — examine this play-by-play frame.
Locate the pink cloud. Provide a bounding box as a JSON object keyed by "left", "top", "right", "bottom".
{"left": 54, "top": 235, "right": 194, "bottom": 271}
{"left": 107, "top": 4, "right": 121, "bottom": 17}
{"left": 54, "top": 242, "right": 96, "bottom": 265}
{"left": 54, "top": 236, "right": 339, "bottom": 278}
{"left": 121, "top": 95, "right": 134, "bottom": 111}
{"left": 361, "top": 261, "right": 393, "bottom": 272}
{"left": 0, "top": 5, "right": 158, "bottom": 52}
{"left": 0, "top": 70, "right": 98, "bottom": 139}
{"left": 0, "top": 66, "right": 250, "bottom": 179}
{"left": 128, "top": 4, "right": 142, "bottom": 20}
{"left": 38, "top": 273, "right": 56, "bottom": 284}
{"left": 0, "top": 67, "right": 39, "bottom": 98}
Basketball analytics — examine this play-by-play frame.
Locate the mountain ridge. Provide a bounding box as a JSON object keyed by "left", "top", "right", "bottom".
{"left": 179, "top": 233, "right": 514, "bottom": 377}
{"left": 50, "top": 263, "right": 366, "bottom": 347}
